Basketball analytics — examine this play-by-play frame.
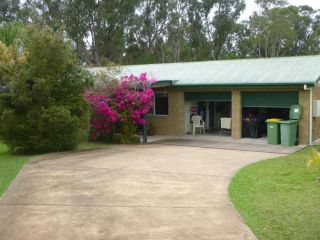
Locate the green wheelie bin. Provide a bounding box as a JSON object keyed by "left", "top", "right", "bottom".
{"left": 266, "top": 118, "right": 282, "bottom": 145}
{"left": 280, "top": 120, "right": 299, "bottom": 146}
{"left": 279, "top": 105, "right": 302, "bottom": 147}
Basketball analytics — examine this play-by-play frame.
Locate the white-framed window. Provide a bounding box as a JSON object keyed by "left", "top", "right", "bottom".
{"left": 149, "top": 92, "right": 169, "bottom": 116}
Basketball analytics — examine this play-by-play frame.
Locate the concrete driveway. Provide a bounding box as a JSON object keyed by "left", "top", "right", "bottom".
{"left": 0, "top": 144, "right": 281, "bottom": 240}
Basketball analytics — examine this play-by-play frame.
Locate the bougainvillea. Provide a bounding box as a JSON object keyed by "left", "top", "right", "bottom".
{"left": 85, "top": 95, "right": 118, "bottom": 140}
{"left": 85, "top": 73, "right": 155, "bottom": 141}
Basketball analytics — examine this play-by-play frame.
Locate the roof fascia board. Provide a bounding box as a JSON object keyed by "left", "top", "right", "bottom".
{"left": 170, "top": 83, "right": 313, "bottom": 88}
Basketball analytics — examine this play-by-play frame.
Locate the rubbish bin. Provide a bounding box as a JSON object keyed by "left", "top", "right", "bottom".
{"left": 279, "top": 105, "right": 302, "bottom": 147}
{"left": 266, "top": 118, "right": 282, "bottom": 145}
{"left": 279, "top": 120, "right": 299, "bottom": 146}
{"left": 242, "top": 119, "right": 260, "bottom": 138}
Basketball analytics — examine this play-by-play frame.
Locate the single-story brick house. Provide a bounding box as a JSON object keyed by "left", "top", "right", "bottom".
{"left": 92, "top": 55, "right": 320, "bottom": 145}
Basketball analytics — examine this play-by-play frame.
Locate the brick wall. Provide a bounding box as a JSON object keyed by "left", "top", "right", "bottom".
{"left": 147, "top": 88, "right": 185, "bottom": 135}
{"left": 313, "top": 85, "right": 320, "bottom": 140}
{"left": 232, "top": 90, "right": 242, "bottom": 139}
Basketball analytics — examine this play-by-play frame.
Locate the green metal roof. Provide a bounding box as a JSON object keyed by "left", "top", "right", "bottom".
{"left": 90, "top": 55, "right": 320, "bottom": 87}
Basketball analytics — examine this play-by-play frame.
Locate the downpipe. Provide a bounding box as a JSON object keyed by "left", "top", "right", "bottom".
{"left": 304, "top": 84, "right": 313, "bottom": 145}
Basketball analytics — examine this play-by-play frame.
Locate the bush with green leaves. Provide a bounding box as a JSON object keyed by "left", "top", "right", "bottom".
{"left": 0, "top": 25, "right": 93, "bottom": 153}
{"left": 0, "top": 22, "right": 24, "bottom": 47}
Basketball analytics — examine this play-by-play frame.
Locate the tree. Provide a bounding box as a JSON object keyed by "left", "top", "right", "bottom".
{"left": 125, "top": 0, "right": 245, "bottom": 63}
{"left": 209, "top": 0, "right": 246, "bottom": 59}
{"left": 239, "top": 5, "right": 320, "bottom": 58}
{"left": 255, "top": 0, "right": 288, "bottom": 10}
{"left": 0, "top": 0, "right": 20, "bottom": 23}
{"left": 0, "top": 22, "right": 24, "bottom": 46}
{"left": 165, "top": 0, "right": 189, "bottom": 62}
{"left": 0, "top": 25, "right": 94, "bottom": 152}
{"left": 2, "top": 0, "right": 318, "bottom": 64}
{"left": 125, "top": 0, "right": 170, "bottom": 64}
{"left": 63, "top": 0, "right": 139, "bottom": 66}
{"left": 0, "top": 40, "right": 25, "bottom": 93}
{"left": 184, "top": 0, "right": 212, "bottom": 61}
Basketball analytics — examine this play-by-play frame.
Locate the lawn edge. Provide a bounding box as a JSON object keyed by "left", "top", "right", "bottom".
{"left": 0, "top": 155, "right": 34, "bottom": 200}
{"left": 227, "top": 145, "right": 311, "bottom": 239}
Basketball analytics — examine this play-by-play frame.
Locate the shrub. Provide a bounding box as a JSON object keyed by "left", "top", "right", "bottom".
{"left": 85, "top": 73, "right": 155, "bottom": 143}
{"left": 0, "top": 25, "right": 93, "bottom": 153}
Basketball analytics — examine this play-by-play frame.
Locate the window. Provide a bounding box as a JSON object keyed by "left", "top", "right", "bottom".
{"left": 150, "top": 92, "right": 168, "bottom": 115}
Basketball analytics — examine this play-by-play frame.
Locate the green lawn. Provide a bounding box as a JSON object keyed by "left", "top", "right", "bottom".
{"left": 229, "top": 146, "right": 320, "bottom": 240}
{"left": 0, "top": 141, "right": 110, "bottom": 197}
{"left": 0, "top": 143, "right": 35, "bottom": 197}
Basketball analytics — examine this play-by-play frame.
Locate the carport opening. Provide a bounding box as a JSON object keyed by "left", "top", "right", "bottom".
{"left": 185, "top": 100, "right": 231, "bottom": 135}
{"left": 242, "top": 107, "right": 290, "bottom": 138}
{"left": 184, "top": 92, "right": 232, "bottom": 135}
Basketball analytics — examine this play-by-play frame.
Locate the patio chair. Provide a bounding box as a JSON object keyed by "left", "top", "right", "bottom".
{"left": 220, "top": 117, "right": 232, "bottom": 136}
{"left": 191, "top": 115, "right": 205, "bottom": 135}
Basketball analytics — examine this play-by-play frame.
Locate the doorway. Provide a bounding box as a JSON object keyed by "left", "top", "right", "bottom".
{"left": 184, "top": 99, "right": 231, "bottom": 135}
{"left": 208, "top": 101, "right": 231, "bottom": 133}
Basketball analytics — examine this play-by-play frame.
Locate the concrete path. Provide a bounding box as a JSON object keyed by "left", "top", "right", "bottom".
{"left": 149, "top": 135, "right": 304, "bottom": 154}
{"left": 0, "top": 145, "right": 281, "bottom": 240}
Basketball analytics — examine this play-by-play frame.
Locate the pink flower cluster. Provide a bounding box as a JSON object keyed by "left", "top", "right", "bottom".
{"left": 85, "top": 73, "right": 155, "bottom": 140}
{"left": 115, "top": 73, "right": 155, "bottom": 125}
{"left": 85, "top": 95, "right": 118, "bottom": 139}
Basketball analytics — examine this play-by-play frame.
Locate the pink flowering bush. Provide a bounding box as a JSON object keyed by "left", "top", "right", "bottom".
{"left": 85, "top": 73, "right": 155, "bottom": 142}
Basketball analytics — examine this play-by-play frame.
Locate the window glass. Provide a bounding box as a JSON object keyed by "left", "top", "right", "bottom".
{"left": 155, "top": 92, "right": 168, "bottom": 115}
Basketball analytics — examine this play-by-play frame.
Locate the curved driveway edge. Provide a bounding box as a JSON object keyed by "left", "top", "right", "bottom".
{"left": 0, "top": 145, "right": 281, "bottom": 240}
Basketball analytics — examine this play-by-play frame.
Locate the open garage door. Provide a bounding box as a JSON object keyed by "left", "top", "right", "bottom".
{"left": 242, "top": 92, "right": 299, "bottom": 108}
{"left": 241, "top": 92, "right": 299, "bottom": 138}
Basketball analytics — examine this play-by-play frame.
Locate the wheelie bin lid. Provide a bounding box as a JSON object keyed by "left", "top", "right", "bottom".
{"left": 279, "top": 120, "right": 299, "bottom": 124}
{"left": 265, "top": 118, "right": 282, "bottom": 123}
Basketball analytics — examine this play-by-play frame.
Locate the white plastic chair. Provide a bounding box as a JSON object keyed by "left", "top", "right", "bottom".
{"left": 191, "top": 115, "right": 205, "bottom": 135}
{"left": 220, "top": 117, "right": 232, "bottom": 135}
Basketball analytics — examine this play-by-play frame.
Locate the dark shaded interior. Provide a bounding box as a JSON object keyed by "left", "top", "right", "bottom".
{"left": 242, "top": 107, "right": 290, "bottom": 138}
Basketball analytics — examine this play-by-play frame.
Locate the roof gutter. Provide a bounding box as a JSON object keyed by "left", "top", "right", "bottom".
{"left": 170, "top": 83, "right": 315, "bottom": 88}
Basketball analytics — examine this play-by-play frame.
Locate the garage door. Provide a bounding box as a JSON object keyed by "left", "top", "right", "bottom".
{"left": 185, "top": 92, "right": 231, "bottom": 101}
{"left": 242, "top": 92, "right": 299, "bottom": 108}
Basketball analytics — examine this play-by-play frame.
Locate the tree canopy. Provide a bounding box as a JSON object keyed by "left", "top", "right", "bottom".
{"left": 0, "top": 25, "right": 94, "bottom": 152}
{"left": 1, "top": 0, "right": 319, "bottom": 65}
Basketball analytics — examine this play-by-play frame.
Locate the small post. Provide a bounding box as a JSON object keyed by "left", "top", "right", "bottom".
{"left": 143, "top": 114, "right": 147, "bottom": 144}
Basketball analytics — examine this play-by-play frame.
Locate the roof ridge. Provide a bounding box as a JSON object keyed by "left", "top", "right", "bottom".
{"left": 119, "top": 55, "right": 320, "bottom": 68}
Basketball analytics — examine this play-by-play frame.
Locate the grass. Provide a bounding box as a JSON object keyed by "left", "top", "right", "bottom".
{"left": 0, "top": 143, "right": 35, "bottom": 197}
{"left": 229, "top": 146, "right": 320, "bottom": 240}
{"left": 0, "top": 141, "right": 110, "bottom": 197}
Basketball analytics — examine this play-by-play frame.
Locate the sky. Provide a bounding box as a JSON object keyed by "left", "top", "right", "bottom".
{"left": 241, "top": 0, "right": 320, "bottom": 20}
